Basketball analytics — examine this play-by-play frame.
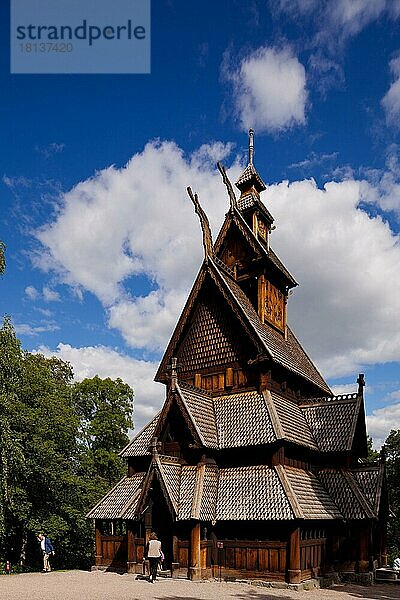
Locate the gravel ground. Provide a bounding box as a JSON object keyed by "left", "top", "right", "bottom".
{"left": 0, "top": 571, "right": 399, "bottom": 600}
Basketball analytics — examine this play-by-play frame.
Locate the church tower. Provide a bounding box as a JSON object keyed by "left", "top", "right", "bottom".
{"left": 88, "top": 132, "right": 388, "bottom": 584}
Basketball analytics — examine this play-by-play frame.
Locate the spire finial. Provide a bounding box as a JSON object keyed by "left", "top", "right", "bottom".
{"left": 187, "top": 186, "right": 213, "bottom": 259}
{"left": 249, "top": 128, "right": 254, "bottom": 165}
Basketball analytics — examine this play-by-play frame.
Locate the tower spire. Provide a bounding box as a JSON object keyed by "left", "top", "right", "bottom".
{"left": 249, "top": 128, "right": 254, "bottom": 165}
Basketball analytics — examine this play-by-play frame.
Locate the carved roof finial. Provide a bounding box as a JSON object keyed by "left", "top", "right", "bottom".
{"left": 357, "top": 373, "right": 365, "bottom": 396}
{"left": 249, "top": 128, "right": 254, "bottom": 165}
{"left": 187, "top": 186, "right": 213, "bottom": 260}
{"left": 217, "top": 162, "right": 237, "bottom": 211}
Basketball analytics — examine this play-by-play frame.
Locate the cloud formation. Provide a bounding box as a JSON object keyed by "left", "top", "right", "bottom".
{"left": 36, "top": 140, "right": 240, "bottom": 351}
{"left": 366, "top": 399, "right": 400, "bottom": 449}
{"left": 223, "top": 46, "right": 307, "bottom": 132}
{"left": 382, "top": 57, "right": 400, "bottom": 126}
{"left": 35, "top": 140, "right": 400, "bottom": 383}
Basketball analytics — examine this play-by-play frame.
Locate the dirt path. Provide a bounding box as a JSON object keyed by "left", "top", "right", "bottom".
{"left": 0, "top": 571, "right": 399, "bottom": 600}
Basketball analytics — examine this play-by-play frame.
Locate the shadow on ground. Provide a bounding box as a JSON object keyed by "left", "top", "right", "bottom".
{"left": 330, "top": 583, "right": 400, "bottom": 599}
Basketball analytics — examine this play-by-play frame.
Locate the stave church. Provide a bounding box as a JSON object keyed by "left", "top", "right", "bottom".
{"left": 87, "top": 131, "right": 388, "bottom": 583}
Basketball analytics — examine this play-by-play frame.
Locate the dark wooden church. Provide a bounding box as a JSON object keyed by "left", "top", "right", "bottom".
{"left": 88, "top": 131, "right": 388, "bottom": 583}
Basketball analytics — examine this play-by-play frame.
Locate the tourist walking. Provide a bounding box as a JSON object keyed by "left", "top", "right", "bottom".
{"left": 37, "top": 533, "right": 55, "bottom": 572}
{"left": 144, "top": 532, "right": 162, "bottom": 583}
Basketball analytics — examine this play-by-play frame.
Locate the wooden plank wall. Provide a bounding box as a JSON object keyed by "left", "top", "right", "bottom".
{"left": 300, "top": 538, "right": 326, "bottom": 579}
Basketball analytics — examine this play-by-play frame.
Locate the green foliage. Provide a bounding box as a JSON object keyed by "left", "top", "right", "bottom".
{"left": 0, "top": 317, "right": 134, "bottom": 570}
{"left": 385, "top": 429, "right": 400, "bottom": 560}
{"left": 73, "top": 376, "right": 133, "bottom": 485}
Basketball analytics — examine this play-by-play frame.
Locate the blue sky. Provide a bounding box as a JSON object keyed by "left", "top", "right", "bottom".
{"left": 1, "top": 0, "right": 400, "bottom": 445}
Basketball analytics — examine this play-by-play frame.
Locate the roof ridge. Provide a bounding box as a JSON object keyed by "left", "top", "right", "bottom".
{"left": 274, "top": 465, "right": 303, "bottom": 519}
{"left": 341, "top": 470, "right": 376, "bottom": 520}
{"left": 175, "top": 383, "right": 207, "bottom": 446}
{"left": 154, "top": 454, "right": 181, "bottom": 515}
{"left": 191, "top": 464, "right": 206, "bottom": 519}
{"left": 119, "top": 411, "right": 161, "bottom": 456}
{"left": 300, "top": 393, "right": 358, "bottom": 406}
{"left": 85, "top": 476, "right": 128, "bottom": 518}
{"left": 262, "top": 389, "right": 283, "bottom": 439}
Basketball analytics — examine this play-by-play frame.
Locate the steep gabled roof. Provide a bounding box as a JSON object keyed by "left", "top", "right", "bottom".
{"left": 235, "top": 163, "right": 266, "bottom": 193}
{"left": 300, "top": 394, "right": 361, "bottom": 452}
{"left": 267, "top": 391, "right": 318, "bottom": 450}
{"left": 213, "top": 389, "right": 276, "bottom": 448}
{"left": 214, "top": 207, "right": 297, "bottom": 287}
{"left": 86, "top": 473, "right": 145, "bottom": 519}
{"left": 351, "top": 464, "right": 385, "bottom": 517}
{"left": 177, "top": 383, "right": 218, "bottom": 448}
{"left": 216, "top": 465, "right": 294, "bottom": 520}
{"left": 277, "top": 465, "right": 342, "bottom": 520}
{"left": 317, "top": 469, "right": 376, "bottom": 519}
{"left": 120, "top": 412, "right": 160, "bottom": 458}
{"left": 212, "top": 262, "right": 331, "bottom": 395}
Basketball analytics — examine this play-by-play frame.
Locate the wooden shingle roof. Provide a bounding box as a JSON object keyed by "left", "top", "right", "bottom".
{"left": 86, "top": 473, "right": 145, "bottom": 519}
{"left": 89, "top": 460, "right": 383, "bottom": 523}
{"left": 120, "top": 412, "right": 160, "bottom": 457}
{"left": 317, "top": 470, "right": 375, "bottom": 520}
{"left": 216, "top": 466, "right": 294, "bottom": 521}
{"left": 269, "top": 392, "right": 318, "bottom": 450}
{"left": 300, "top": 394, "right": 360, "bottom": 452}
{"left": 280, "top": 466, "right": 342, "bottom": 520}
{"left": 213, "top": 390, "right": 276, "bottom": 448}
{"left": 121, "top": 387, "right": 366, "bottom": 458}
{"left": 213, "top": 262, "right": 331, "bottom": 395}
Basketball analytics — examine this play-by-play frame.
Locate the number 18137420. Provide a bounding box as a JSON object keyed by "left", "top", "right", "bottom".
{"left": 19, "top": 43, "right": 73, "bottom": 53}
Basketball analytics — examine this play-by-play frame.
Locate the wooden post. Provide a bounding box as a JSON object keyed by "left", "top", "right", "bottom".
{"left": 127, "top": 521, "right": 136, "bottom": 573}
{"left": 381, "top": 523, "right": 388, "bottom": 567}
{"left": 194, "top": 373, "right": 202, "bottom": 388}
{"left": 258, "top": 275, "right": 266, "bottom": 323}
{"left": 188, "top": 521, "right": 201, "bottom": 580}
{"left": 358, "top": 525, "right": 370, "bottom": 573}
{"left": 288, "top": 527, "right": 301, "bottom": 584}
{"left": 95, "top": 522, "right": 102, "bottom": 566}
{"left": 171, "top": 535, "right": 179, "bottom": 578}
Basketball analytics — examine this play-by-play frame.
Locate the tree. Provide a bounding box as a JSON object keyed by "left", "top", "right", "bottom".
{"left": 0, "top": 318, "right": 134, "bottom": 570}
{"left": 72, "top": 376, "right": 133, "bottom": 485}
{"left": 385, "top": 430, "right": 400, "bottom": 561}
{"left": 0, "top": 241, "right": 5, "bottom": 275}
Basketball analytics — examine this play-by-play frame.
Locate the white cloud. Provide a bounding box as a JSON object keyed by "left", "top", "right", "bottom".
{"left": 35, "top": 140, "right": 240, "bottom": 351}
{"left": 35, "top": 139, "right": 400, "bottom": 383}
{"left": 42, "top": 286, "right": 60, "bottom": 302}
{"left": 223, "top": 46, "right": 307, "bottom": 132}
{"left": 25, "top": 285, "right": 39, "bottom": 300}
{"left": 359, "top": 145, "right": 400, "bottom": 212}
{"left": 367, "top": 401, "right": 400, "bottom": 449}
{"left": 37, "top": 343, "right": 163, "bottom": 431}
{"left": 265, "top": 177, "right": 400, "bottom": 378}
{"left": 15, "top": 322, "right": 59, "bottom": 336}
{"left": 272, "top": 1, "right": 400, "bottom": 92}
{"left": 382, "top": 56, "right": 400, "bottom": 126}
{"left": 330, "top": 383, "right": 358, "bottom": 395}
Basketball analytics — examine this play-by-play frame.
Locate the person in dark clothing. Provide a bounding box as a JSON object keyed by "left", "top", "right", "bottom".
{"left": 37, "top": 533, "right": 55, "bottom": 572}
{"left": 144, "top": 532, "right": 162, "bottom": 583}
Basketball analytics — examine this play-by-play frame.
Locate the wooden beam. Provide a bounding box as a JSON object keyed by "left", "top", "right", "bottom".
{"left": 127, "top": 522, "right": 136, "bottom": 573}
{"left": 288, "top": 527, "right": 301, "bottom": 584}
{"left": 95, "top": 522, "right": 102, "bottom": 566}
{"left": 188, "top": 521, "right": 201, "bottom": 580}
{"left": 358, "top": 525, "right": 370, "bottom": 573}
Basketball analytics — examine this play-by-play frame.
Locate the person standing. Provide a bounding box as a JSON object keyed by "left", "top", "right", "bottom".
{"left": 144, "top": 532, "right": 162, "bottom": 583}
{"left": 37, "top": 533, "right": 55, "bottom": 572}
